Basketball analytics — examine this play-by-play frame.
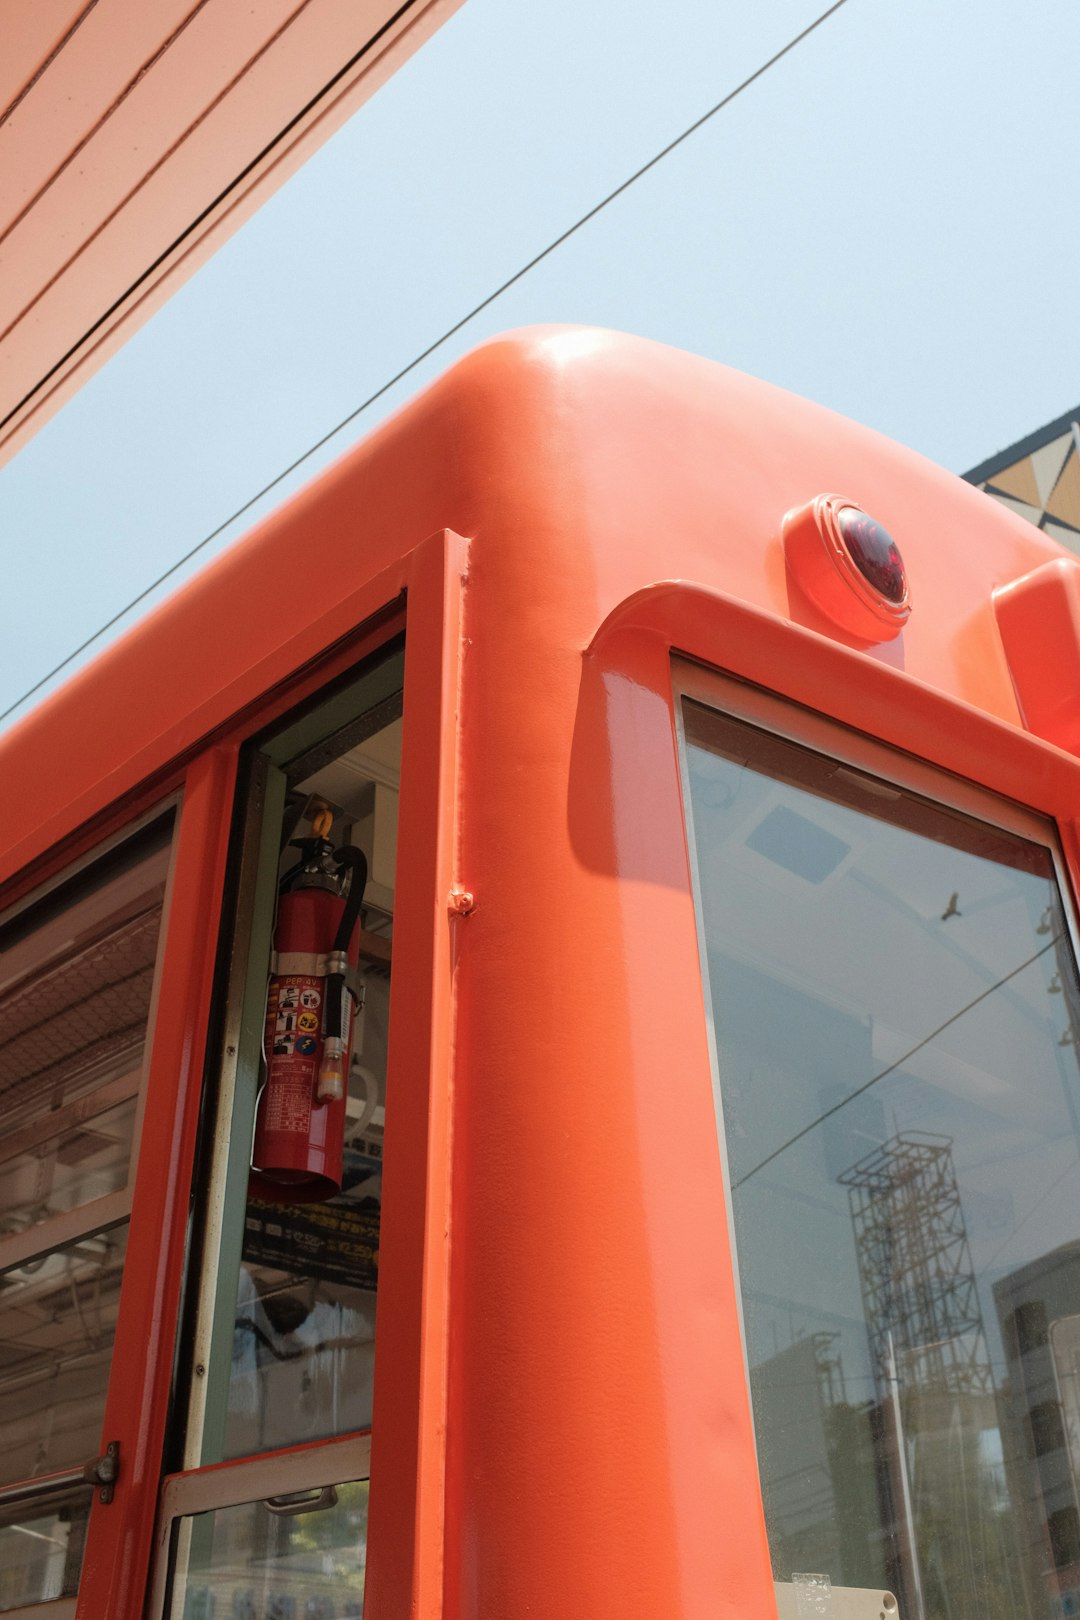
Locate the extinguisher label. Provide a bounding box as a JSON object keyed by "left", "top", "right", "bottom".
{"left": 264, "top": 973, "right": 322, "bottom": 1131}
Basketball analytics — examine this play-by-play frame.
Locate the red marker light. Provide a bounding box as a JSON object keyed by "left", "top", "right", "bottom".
{"left": 782, "top": 494, "right": 911, "bottom": 640}
{"left": 836, "top": 507, "right": 907, "bottom": 605}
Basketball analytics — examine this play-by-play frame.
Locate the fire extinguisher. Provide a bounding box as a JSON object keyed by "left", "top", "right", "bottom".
{"left": 250, "top": 824, "right": 368, "bottom": 1204}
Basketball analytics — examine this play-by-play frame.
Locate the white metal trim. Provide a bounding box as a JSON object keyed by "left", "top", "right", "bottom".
{"left": 674, "top": 657, "right": 1055, "bottom": 846}
{"left": 1, "top": 1601, "right": 77, "bottom": 1620}
{"left": 147, "top": 1434, "right": 371, "bottom": 1618}
{"left": 0, "top": 1189, "right": 131, "bottom": 1278}
{"left": 0, "top": 795, "right": 181, "bottom": 930}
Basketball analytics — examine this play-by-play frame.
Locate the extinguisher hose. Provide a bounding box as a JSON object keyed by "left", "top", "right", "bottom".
{"left": 323, "top": 847, "right": 368, "bottom": 1046}
{"left": 332, "top": 846, "right": 368, "bottom": 954}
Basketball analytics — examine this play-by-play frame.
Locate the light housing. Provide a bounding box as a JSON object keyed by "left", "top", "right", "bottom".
{"left": 782, "top": 494, "right": 911, "bottom": 640}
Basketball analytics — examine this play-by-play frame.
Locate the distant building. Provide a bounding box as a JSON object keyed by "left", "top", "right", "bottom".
{"left": 995, "top": 1242, "right": 1080, "bottom": 1612}
{"left": 964, "top": 407, "right": 1080, "bottom": 552}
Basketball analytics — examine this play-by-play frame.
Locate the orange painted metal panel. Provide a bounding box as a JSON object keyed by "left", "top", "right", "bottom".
{"left": 61, "top": 542, "right": 457, "bottom": 1618}
{"left": 994, "top": 556, "right": 1080, "bottom": 755}
{"left": 3, "top": 329, "right": 1080, "bottom": 1617}
{"left": 2, "top": 326, "right": 1071, "bottom": 863}
{"left": 365, "top": 532, "right": 465, "bottom": 1619}
{"left": 75, "top": 746, "right": 237, "bottom": 1617}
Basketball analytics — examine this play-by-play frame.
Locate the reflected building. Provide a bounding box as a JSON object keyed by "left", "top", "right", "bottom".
{"left": 752, "top": 1332, "right": 889, "bottom": 1591}
{"left": 996, "top": 1243, "right": 1080, "bottom": 1616}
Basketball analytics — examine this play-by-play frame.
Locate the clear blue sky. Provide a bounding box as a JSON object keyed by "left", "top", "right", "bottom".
{"left": 3, "top": 0, "right": 1078, "bottom": 725}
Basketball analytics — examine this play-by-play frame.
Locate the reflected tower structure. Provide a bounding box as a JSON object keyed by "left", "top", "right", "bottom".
{"left": 839, "top": 1132, "right": 1021, "bottom": 1619}
{"left": 840, "top": 1132, "right": 993, "bottom": 1398}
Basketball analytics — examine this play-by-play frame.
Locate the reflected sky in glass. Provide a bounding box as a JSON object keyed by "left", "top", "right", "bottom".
{"left": 685, "top": 701, "right": 1080, "bottom": 1615}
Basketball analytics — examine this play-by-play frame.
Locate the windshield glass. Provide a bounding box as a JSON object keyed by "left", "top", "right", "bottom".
{"left": 683, "top": 696, "right": 1080, "bottom": 1619}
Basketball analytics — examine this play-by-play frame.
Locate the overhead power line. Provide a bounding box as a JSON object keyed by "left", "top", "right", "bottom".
{"left": 733, "top": 938, "right": 1058, "bottom": 1189}
{"left": 1, "top": 0, "right": 850, "bottom": 728}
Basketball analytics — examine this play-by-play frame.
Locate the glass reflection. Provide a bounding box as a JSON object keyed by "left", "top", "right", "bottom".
{"left": 0, "top": 823, "right": 171, "bottom": 1237}
{"left": 223, "top": 901, "right": 390, "bottom": 1458}
{"left": 166, "top": 1480, "right": 367, "bottom": 1620}
{"left": 684, "top": 699, "right": 1080, "bottom": 1620}
{"left": 0, "top": 1223, "right": 128, "bottom": 1484}
{"left": 0, "top": 1495, "right": 90, "bottom": 1611}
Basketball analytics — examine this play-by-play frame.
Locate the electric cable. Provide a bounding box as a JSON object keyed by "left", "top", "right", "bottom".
{"left": 733, "top": 937, "right": 1059, "bottom": 1189}
{"left": 980, "top": 1150, "right": 1080, "bottom": 1275}
{"left": 0, "top": 0, "right": 850, "bottom": 729}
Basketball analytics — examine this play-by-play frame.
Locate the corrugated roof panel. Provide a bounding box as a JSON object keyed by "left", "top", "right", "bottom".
{"left": 0, "top": 0, "right": 463, "bottom": 462}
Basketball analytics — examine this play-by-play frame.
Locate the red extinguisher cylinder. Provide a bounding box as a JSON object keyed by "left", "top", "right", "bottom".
{"left": 251, "top": 882, "right": 358, "bottom": 1203}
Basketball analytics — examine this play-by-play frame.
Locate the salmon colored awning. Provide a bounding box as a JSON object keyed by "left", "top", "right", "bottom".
{"left": 0, "top": 0, "right": 462, "bottom": 465}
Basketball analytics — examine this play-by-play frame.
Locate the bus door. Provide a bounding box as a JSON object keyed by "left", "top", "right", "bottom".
{"left": 147, "top": 643, "right": 403, "bottom": 1620}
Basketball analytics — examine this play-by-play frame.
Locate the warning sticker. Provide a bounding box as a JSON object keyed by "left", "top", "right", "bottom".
{"left": 263, "top": 974, "right": 322, "bottom": 1103}
{"left": 263, "top": 1067, "right": 312, "bottom": 1133}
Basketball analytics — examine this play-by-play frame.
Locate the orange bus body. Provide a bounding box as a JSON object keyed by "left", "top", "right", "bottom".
{"left": 2, "top": 327, "right": 1079, "bottom": 1618}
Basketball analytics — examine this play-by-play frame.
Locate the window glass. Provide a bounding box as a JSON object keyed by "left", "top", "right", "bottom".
{"left": 164, "top": 1480, "right": 368, "bottom": 1620}
{"left": 0, "top": 822, "right": 172, "bottom": 1242}
{"left": 182, "top": 653, "right": 402, "bottom": 1474}
{"left": 1, "top": 1223, "right": 129, "bottom": 1486}
{"left": 0, "top": 815, "right": 173, "bottom": 1608}
{"left": 222, "top": 713, "right": 397, "bottom": 1459}
{"left": 0, "top": 1494, "right": 89, "bottom": 1610}
{"left": 683, "top": 698, "right": 1080, "bottom": 1619}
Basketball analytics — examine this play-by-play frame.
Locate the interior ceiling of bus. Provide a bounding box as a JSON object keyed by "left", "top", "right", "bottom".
{"left": 0, "top": 0, "right": 463, "bottom": 467}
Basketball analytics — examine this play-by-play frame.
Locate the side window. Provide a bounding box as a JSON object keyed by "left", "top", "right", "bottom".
{"left": 0, "top": 815, "right": 174, "bottom": 1612}
{"left": 151, "top": 645, "right": 402, "bottom": 1619}
{"left": 681, "top": 693, "right": 1080, "bottom": 1620}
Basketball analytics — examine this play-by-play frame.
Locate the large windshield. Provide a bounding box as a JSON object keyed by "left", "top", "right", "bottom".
{"left": 682, "top": 696, "right": 1080, "bottom": 1620}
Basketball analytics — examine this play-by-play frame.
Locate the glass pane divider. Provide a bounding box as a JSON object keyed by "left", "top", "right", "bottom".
{"left": 0, "top": 1187, "right": 131, "bottom": 1277}
{"left": 0, "top": 1067, "right": 141, "bottom": 1172}
{"left": 673, "top": 656, "right": 1056, "bottom": 848}
{"left": 0, "top": 1469, "right": 93, "bottom": 1511}
{"left": 181, "top": 754, "right": 287, "bottom": 1470}
{"left": 147, "top": 1434, "right": 371, "bottom": 1619}
{"left": 0, "top": 1600, "right": 77, "bottom": 1620}
{"left": 163, "top": 1432, "right": 371, "bottom": 1517}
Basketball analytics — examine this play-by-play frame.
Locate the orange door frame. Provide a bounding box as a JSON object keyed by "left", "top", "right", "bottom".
{"left": 0, "top": 529, "right": 467, "bottom": 1620}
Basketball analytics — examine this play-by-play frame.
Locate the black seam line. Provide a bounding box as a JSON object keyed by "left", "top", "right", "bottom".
{"left": 1, "top": 0, "right": 221, "bottom": 257}
{"left": 0, "top": 0, "right": 850, "bottom": 727}
{"left": 2, "top": 0, "right": 320, "bottom": 338}
{"left": 0, "top": 0, "right": 103, "bottom": 129}
{"left": 0, "top": 0, "right": 425, "bottom": 440}
{"left": 733, "top": 937, "right": 1059, "bottom": 1189}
